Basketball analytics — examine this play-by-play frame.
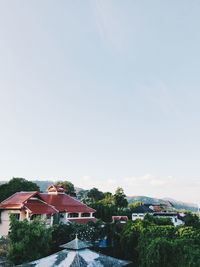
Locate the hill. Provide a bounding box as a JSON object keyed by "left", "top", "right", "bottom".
{"left": 127, "top": 195, "right": 198, "bottom": 212}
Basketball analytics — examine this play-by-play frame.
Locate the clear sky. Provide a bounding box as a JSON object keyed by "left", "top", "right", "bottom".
{"left": 0, "top": 1, "right": 200, "bottom": 203}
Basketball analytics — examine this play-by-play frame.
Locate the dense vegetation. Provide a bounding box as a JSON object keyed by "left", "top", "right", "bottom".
{"left": 6, "top": 212, "right": 200, "bottom": 266}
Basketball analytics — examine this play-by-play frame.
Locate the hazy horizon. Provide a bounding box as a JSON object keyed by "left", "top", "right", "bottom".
{"left": 0, "top": 1, "right": 200, "bottom": 203}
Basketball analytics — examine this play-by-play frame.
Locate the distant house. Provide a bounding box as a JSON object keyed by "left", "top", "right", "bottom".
{"left": 131, "top": 204, "right": 184, "bottom": 226}
{"left": 0, "top": 184, "right": 96, "bottom": 236}
{"left": 132, "top": 205, "right": 153, "bottom": 221}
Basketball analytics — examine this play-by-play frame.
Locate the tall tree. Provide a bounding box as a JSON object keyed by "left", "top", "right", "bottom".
{"left": 113, "top": 187, "right": 128, "bottom": 208}
{"left": 0, "top": 178, "right": 40, "bottom": 202}
{"left": 55, "top": 180, "right": 76, "bottom": 196}
{"left": 87, "top": 187, "right": 104, "bottom": 202}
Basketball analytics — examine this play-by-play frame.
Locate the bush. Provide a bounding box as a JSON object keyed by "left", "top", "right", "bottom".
{"left": 7, "top": 215, "right": 51, "bottom": 265}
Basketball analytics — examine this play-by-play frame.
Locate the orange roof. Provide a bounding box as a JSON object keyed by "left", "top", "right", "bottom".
{"left": 40, "top": 193, "right": 96, "bottom": 213}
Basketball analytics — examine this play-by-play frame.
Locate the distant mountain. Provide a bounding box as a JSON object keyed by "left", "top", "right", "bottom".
{"left": 163, "top": 197, "right": 198, "bottom": 212}
{"left": 127, "top": 195, "right": 198, "bottom": 212}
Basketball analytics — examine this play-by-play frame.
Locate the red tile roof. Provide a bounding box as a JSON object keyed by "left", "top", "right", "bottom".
{"left": 24, "top": 199, "right": 58, "bottom": 215}
{"left": 0, "top": 190, "right": 96, "bottom": 220}
{"left": 0, "top": 192, "right": 39, "bottom": 209}
{"left": 40, "top": 193, "right": 96, "bottom": 213}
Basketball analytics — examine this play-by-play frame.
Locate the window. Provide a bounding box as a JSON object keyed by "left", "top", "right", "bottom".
{"left": 68, "top": 213, "right": 79, "bottom": 218}
{"left": 46, "top": 214, "right": 51, "bottom": 220}
{"left": 81, "top": 213, "right": 90, "bottom": 217}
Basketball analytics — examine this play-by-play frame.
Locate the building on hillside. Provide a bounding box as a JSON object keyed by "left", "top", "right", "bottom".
{"left": 131, "top": 204, "right": 184, "bottom": 226}
{"left": 18, "top": 236, "right": 133, "bottom": 267}
{"left": 0, "top": 184, "right": 96, "bottom": 236}
{"left": 132, "top": 205, "right": 153, "bottom": 221}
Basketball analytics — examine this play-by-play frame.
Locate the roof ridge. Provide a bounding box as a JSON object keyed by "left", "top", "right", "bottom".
{"left": 1, "top": 191, "right": 39, "bottom": 204}
{"left": 1, "top": 192, "right": 19, "bottom": 204}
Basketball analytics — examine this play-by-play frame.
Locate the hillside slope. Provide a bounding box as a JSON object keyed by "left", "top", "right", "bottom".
{"left": 127, "top": 195, "right": 198, "bottom": 212}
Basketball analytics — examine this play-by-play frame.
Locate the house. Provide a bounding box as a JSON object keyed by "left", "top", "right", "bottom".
{"left": 0, "top": 184, "right": 96, "bottom": 236}
{"left": 41, "top": 185, "right": 96, "bottom": 224}
{"left": 19, "top": 236, "right": 133, "bottom": 267}
{"left": 132, "top": 205, "right": 153, "bottom": 221}
{"left": 131, "top": 204, "right": 184, "bottom": 226}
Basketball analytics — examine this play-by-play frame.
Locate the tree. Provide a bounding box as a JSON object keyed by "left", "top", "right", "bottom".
{"left": 51, "top": 223, "right": 75, "bottom": 253}
{"left": 113, "top": 187, "right": 128, "bottom": 208}
{"left": 87, "top": 188, "right": 104, "bottom": 202}
{"left": 76, "top": 189, "right": 89, "bottom": 201}
{"left": 7, "top": 215, "right": 51, "bottom": 265}
{"left": 0, "top": 178, "right": 40, "bottom": 202}
{"left": 128, "top": 201, "right": 143, "bottom": 210}
{"left": 120, "top": 220, "right": 143, "bottom": 261}
{"left": 99, "top": 192, "right": 114, "bottom": 206}
{"left": 182, "top": 212, "right": 200, "bottom": 229}
{"left": 55, "top": 181, "right": 76, "bottom": 197}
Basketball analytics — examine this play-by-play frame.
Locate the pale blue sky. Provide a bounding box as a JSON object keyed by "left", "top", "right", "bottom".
{"left": 0, "top": 1, "right": 200, "bottom": 203}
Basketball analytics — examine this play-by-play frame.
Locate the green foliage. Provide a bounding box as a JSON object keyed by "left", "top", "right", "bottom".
{"left": 7, "top": 215, "right": 51, "bottom": 265}
{"left": 50, "top": 223, "right": 74, "bottom": 252}
{"left": 182, "top": 212, "right": 200, "bottom": 228}
{"left": 136, "top": 221, "right": 200, "bottom": 267}
{"left": 0, "top": 178, "right": 40, "bottom": 202}
{"left": 120, "top": 220, "right": 143, "bottom": 260}
{"left": 90, "top": 202, "right": 118, "bottom": 222}
{"left": 72, "top": 222, "right": 97, "bottom": 242}
{"left": 0, "top": 237, "right": 9, "bottom": 258}
{"left": 113, "top": 187, "right": 128, "bottom": 208}
{"left": 55, "top": 180, "right": 76, "bottom": 197}
{"left": 76, "top": 189, "right": 89, "bottom": 201}
{"left": 144, "top": 213, "right": 173, "bottom": 226}
{"left": 87, "top": 188, "right": 104, "bottom": 202}
{"left": 99, "top": 192, "right": 114, "bottom": 206}
{"left": 141, "top": 237, "right": 179, "bottom": 267}
{"left": 128, "top": 201, "right": 143, "bottom": 209}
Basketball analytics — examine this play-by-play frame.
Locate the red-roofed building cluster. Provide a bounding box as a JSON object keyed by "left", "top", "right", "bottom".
{"left": 0, "top": 185, "right": 96, "bottom": 236}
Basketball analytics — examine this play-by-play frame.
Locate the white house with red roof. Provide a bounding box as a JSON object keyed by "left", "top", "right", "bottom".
{"left": 0, "top": 185, "right": 96, "bottom": 236}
